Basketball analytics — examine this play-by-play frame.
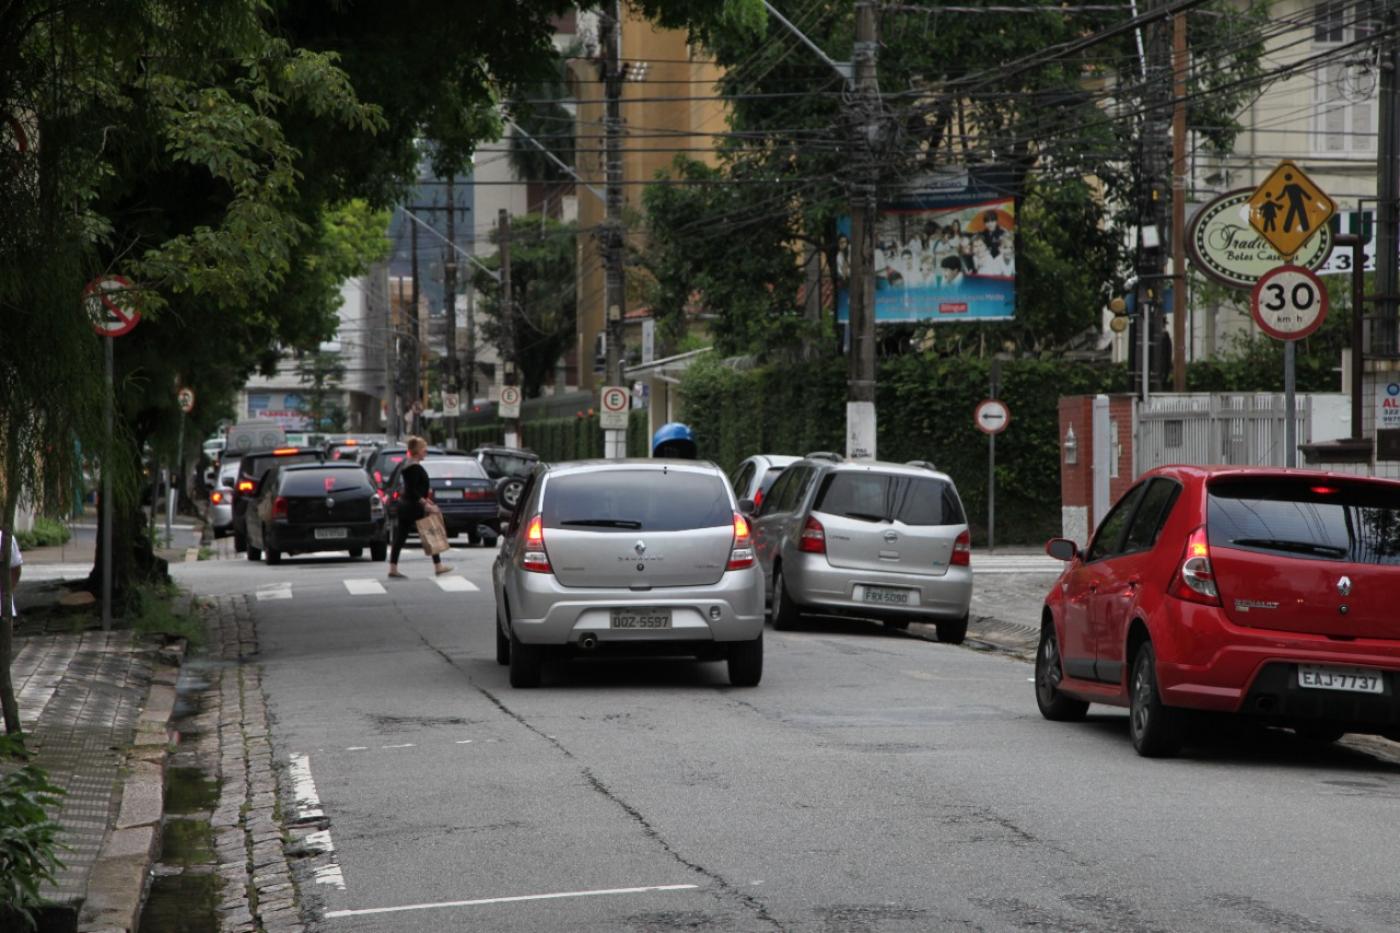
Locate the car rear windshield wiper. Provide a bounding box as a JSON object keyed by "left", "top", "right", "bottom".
{"left": 1230, "top": 537, "right": 1348, "bottom": 558}
{"left": 559, "top": 518, "right": 644, "bottom": 529}
{"left": 841, "top": 511, "right": 888, "bottom": 523}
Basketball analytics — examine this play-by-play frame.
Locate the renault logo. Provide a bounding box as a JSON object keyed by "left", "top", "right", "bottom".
{"left": 1337, "top": 576, "right": 1353, "bottom": 597}
{"left": 635, "top": 540, "right": 647, "bottom": 555}
{"left": 324, "top": 497, "right": 335, "bottom": 510}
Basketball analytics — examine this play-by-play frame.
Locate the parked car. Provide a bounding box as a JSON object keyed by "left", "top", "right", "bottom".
{"left": 208, "top": 461, "right": 240, "bottom": 538}
{"left": 231, "top": 447, "right": 325, "bottom": 552}
{"left": 729, "top": 454, "right": 799, "bottom": 512}
{"left": 246, "top": 462, "right": 387, "bottom": 564}
{"left": 471, "top": 445, "right": 541, "bottom": 481}
{"left": 364, "top": 444, "right": 444, "bottom": 500}
{"left": 492, "top": 459, "right": 765, "bottom": 688}
{"left": 1036, "top": 466, "right": 1400, "bottom": 758}
{"left": 750, "top": 457, "right": 972, "bottom": 642}
{"left": 385, "top": 457, "right": 499, "bottom": 545}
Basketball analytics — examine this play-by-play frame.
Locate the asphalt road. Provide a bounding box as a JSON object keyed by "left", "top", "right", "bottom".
{"left": 174, "top": 547, "right": 1400, "bottom": 933}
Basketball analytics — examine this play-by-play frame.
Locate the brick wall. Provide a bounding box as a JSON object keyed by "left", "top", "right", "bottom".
{"left": 1059, "top": 394, "right": 1139, "bottom": 536}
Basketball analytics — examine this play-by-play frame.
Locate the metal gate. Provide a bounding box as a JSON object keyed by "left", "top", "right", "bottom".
{"left": 1135, "top": 393, "right": 1312, "bottom": 473}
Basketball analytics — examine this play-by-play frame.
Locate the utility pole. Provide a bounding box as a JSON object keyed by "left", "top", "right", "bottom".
{"left": 846, "top": 0, "right": 879, "bottom": 460}
{"left": 600, "top": 0, "right": 627, "bottom": 458}
{"left": 1375, "top": 7, "right": 1399, "bottom": 360}
{"left": 500, "top": 209, "right": 520, "bottom": 448}
{"left": 444, "top": 174, "right": 459, "bottom": 446}
{"left": 465, "top": 286, "right": 476, "bottom": 412}
{"left": 380, "top": 266, "right": 397, "bottom": 440}
{"left": 410, "top": 213, "right": 421, "bottom": 431}
{"left": 1170, "top": 10, "right": 1188, "bottom": 391}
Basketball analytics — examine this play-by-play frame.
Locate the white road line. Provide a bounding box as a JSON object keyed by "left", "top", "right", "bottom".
{"left": 256, "top": 582, "right": 293, "bottom": 601}
{"left": 381, "top": 743, "right": 415, "bottom": 749}
{"left": 288, "top": 754, "right": 325, "bottom": 821}
{"left": 344, "top": 578, "right": 387, "bottom": 596}
{"left": 455, "top": 740, "right": 474, "bottom": 744}
{"left": 323, "top": 884, "right": 701, "bottom": 919}
{"left": 433, "top": 574, "right": 479, "bottom": 592}
{"left": 346, "top": 746, "right": 368, "bottom": 751}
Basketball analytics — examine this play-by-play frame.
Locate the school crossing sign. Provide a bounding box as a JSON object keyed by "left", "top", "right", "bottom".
{"left": 1247, "top": 160, "right": 1336, "bottom": 260}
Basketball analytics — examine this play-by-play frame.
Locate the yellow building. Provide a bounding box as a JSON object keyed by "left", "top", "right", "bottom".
{"left": 570, "top": 5, "right": 727, "bottom": 393}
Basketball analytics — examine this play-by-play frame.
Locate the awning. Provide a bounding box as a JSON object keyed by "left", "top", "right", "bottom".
{"left": 623, "top": 346, "right": 714, "bottom": 384}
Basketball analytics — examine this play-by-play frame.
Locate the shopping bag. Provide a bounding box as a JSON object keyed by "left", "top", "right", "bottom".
{"left": 416, "top": 512, "right": 450, "bottom": 557}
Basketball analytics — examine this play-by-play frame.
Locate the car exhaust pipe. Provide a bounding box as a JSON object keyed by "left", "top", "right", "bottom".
{"left": 579, "top": 633, "right": 598, "bottom": 651}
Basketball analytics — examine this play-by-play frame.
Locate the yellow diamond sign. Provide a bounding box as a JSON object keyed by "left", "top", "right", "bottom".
{"left": 1248, "top": 160, "right": 1336, "bottom": 260}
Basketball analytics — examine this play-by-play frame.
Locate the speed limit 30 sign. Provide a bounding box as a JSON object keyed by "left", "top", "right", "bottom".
{"left": 1250, "top": 264, "right": 1329, "bottom": 341}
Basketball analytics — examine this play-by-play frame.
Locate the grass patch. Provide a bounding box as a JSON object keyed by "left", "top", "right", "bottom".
{"left": 196, "top": 546, "right": 214, "bottom": 561}
{"left": 15, "top": 517, "right": 72, "bottom": 550}
{"left": 126, "top": 582, "right": 205, "bottom": 647}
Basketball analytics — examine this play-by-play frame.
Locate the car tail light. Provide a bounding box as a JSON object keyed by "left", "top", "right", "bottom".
{"left": 373, "top": 469, "right": 383, "bottom": 486}
{"left": 1170, "top": 525, "right": 1220, "bottom": 606}
{"left": 273, "top": 447, "right": 298, "bottom": 455}
{"left": 728, "top": 512, "right": 754, "bottom": 570}
{"left": 522, "top": 515, "right": 551, "bottom": 573}
{"left": 272, "top": 496, "right": 288, "bottom": 520}
{"left": 210, "top": 491, "right": 224, "bottom": 505}
{"left": 391, "top": 490, "right": 400, "bottom": 501}
{"left": 752, "top": 489, "right": 764, "bottom": 510}
{"left": 951, "top": 529, "right": 971, "bottom": 567}
{"left": 237, "top": 479, "right": 255, "bottom": 494}
{"left": 798, "top": 516, "right": 826, "bottom": 554}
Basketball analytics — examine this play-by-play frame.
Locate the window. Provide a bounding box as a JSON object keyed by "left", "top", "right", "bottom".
{"left": 281, "top": 469, "right": 371, "bottom": 496}
{"left": 247, "top": 393, "right": 271, "bottom": 415}
{"left": 774, "top": 467, "right": 811, "bottom": 513}
{"left": 1164, "top": 420, "right": 1184, "bottom": 448}
{"left": 1086, "top": 483, "right": 1148, "bottom": 562}
{"left": 424, "top": 460, "right": 489, "bottom": 480}
{"left": 1121, "top": 479, "right": 1182, "bottom": 554}
{"left": 1208, "top": 479, "right": 1400, "bottom": 565}
{"left": 1313, "top": 2, "right": 1378, "bottom": 154}
{"left": 542, "top": 470, "right": 732, "bottom": 532}
{"left": 759, "top": 470, "right": 796, "bottom": 516}
{"left": 813, "top": 472, "right": 966, "bottom": 526}
{"left": 730, "top": 463, "right": 755, "bottom": 498}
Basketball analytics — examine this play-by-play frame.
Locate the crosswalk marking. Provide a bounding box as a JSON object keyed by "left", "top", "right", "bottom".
{"left": 344, "top": 579, "right": 387, "bottom": 596}
{"left": 257, "top": 583, "right": 293, "bottom": 600}
{"left": 433, "top": 575, "right": 479, "bottom": 593}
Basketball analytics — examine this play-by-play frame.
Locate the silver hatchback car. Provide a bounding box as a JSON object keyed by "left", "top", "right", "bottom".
{"left": 492, "top": 460, "right": 767, "bottom": 688}
{"left": 751, "top": 458, "right": 973, "bottom": 643}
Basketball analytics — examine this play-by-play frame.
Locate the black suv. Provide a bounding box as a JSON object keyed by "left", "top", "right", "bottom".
{"left": 232, "top": 447, "right": 325, "bottom": 551}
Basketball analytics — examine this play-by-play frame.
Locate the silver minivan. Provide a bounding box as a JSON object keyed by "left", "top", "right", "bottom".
{"left": 751, "top": 458, "right": 973, "bottom": 643}
{"left": 492, "top": 460, "right": 767, "bottom": 688}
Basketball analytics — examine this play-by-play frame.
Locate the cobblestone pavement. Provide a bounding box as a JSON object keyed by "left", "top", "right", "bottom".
{"left": 202, "top": 593, "right": 309, "bottom": 933}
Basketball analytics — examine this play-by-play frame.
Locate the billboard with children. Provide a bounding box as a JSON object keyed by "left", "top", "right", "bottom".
{"left": 835, "top": 177, "right": 1016, "bottom": 324}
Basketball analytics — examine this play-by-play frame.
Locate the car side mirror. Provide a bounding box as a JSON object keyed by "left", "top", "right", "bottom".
{"left": 739, "top": 498, "right": 756, "bottom": 517}
{"left": 1045, "top": 537, "right": 1078, "bottom": 562}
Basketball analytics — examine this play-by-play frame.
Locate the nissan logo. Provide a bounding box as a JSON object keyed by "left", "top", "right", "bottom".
{"left": 883, "top": 530, "right": 899, "bottom": 544}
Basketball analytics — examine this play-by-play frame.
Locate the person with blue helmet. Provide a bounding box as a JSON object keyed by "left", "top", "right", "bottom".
{"left": 652, "top": 422, "right": 697, "bottom": 459}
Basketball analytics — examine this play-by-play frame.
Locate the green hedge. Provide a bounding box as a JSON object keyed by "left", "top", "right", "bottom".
{"left": 679, "top": 355, "right": 1129, "bottom": 546}
{"left": 520, "top": 410, "right": 650, "bottom": 462}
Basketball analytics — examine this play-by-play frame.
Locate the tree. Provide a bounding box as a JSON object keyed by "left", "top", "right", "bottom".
{"left": 471, "top": 215, "right": 577, "bottom": 398}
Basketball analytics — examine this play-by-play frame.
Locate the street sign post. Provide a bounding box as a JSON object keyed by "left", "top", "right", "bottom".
{"left": 86, "top": 275, "right": 141, "bottom": 632}
{"left": 442, "top": 392, "right": 460, "bottom": 418}
{"left": 1248, "top": 160, "right": 1336, "bottom": 261}
{"left": 168, "top": 387, "right": 196, "bottom": 544}
{"left": 1250, "top": 264, "right": 1329, "bottom": 468}
{"left": 975, "top": 398, "right": 1010, "bottom": 552}
{"left": 177, "top": 387, "right": 196, "bottom": 414}
{"left": 600, "top": 385, "right": 630, "bottom": 435}
{"left": 499, "top": 385, "right": 521, "bottom": 420}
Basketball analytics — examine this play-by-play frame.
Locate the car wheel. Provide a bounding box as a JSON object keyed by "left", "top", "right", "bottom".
{"left": 771, "top": 569, "right": 801, "bottom": 631}
{"left": 246, "top": 544, "right": 261, "bottom": 562}
{"left": 935, "top": 614, "right": 969, "bottom": 645}
{"left": 265, "top": 548, "right": 281, "bottom": 566}
{"left": 1294, "top": 724, "right": 1346, "bottom": 745}
{"left": 349, "top": 547, "right": 363, "bottom": 558}
{"left": 727, "top": 635, "right": 763, "bottom": 687}
{"left": 508, "top": 631, "right": 542, "bottom": 688}
{"left": 496, "top": 619, "right": 510, "bottom": 666}
{"left": 1035, "top": 623, "right": 1089, "bottom": 722}
{"left": 500, "top": 478, "right": 526, "bottom": 512}
{"left": 468, "top": 533, "right": 482, "bottom": 547}
{"left": 370, "top": 542, "right": 387, "bottom": 562}
{"left": 1129, "top": 642, "right": 1185, "bottom": 758}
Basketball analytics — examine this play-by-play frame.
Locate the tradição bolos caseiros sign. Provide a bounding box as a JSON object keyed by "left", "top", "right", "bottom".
{"left": 1188, "top": 188, "right": 1332, "bottom": 289}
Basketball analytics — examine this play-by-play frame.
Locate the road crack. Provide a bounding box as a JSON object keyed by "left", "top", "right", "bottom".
{"left": 416, "top": 632, "right": 786, "bottom": 932}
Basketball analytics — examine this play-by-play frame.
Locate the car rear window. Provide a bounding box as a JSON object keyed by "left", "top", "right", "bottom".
{"left": 281, "top": 469, "right": 371, "bottom": 496}
{"left": 1209, "top": 479, "right": 1400, "bottom": 565}
{"left": 244, "top": 453, "right": 322, "bottom": 478}
{"left": 328, "top": 445, "right": 360, "bottom": 460}
{"left": 480, "top": 451, "right": 537, "bottom": 478}
{"left": 542, "top": 470, "right": 732, "bottom": 532}
{"left": 425, "top": 460, "right": 488, "bottom": 480}
{"left": 815, "top": 472, "right": 965, "bottom": 526}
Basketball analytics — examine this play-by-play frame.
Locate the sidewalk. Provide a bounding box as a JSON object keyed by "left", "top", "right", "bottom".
{"left": 3, "top": 513, "right": 199, "bottom": 931}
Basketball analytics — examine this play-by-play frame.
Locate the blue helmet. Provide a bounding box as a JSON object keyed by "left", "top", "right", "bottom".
{"left": 651, "top": 422, "right": 697, "bottom": 459}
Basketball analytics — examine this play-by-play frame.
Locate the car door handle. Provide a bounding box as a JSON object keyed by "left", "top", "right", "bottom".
{"left": 1127, "top": 577, "right": 1141, "bottom": 589}
{"left": 1088, "top": 583, "right": 1098, "bottom": 593}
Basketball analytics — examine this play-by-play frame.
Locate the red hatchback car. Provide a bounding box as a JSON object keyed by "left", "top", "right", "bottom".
{"left": 1036, "top": 466, "right": 1400, "bottom": 757}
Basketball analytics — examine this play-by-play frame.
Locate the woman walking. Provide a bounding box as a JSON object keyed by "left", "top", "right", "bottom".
{"left": 387, "top": 436, "right": 452, "bottom": 579}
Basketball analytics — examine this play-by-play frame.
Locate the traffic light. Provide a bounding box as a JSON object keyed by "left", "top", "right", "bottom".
{"left": 1108, "top": 297, "right": 1129, "bottom": 334}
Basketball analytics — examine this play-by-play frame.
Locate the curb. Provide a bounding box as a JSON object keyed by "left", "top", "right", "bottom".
{"left": 76, "top": 639, "right": 187, "bottom": 933}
